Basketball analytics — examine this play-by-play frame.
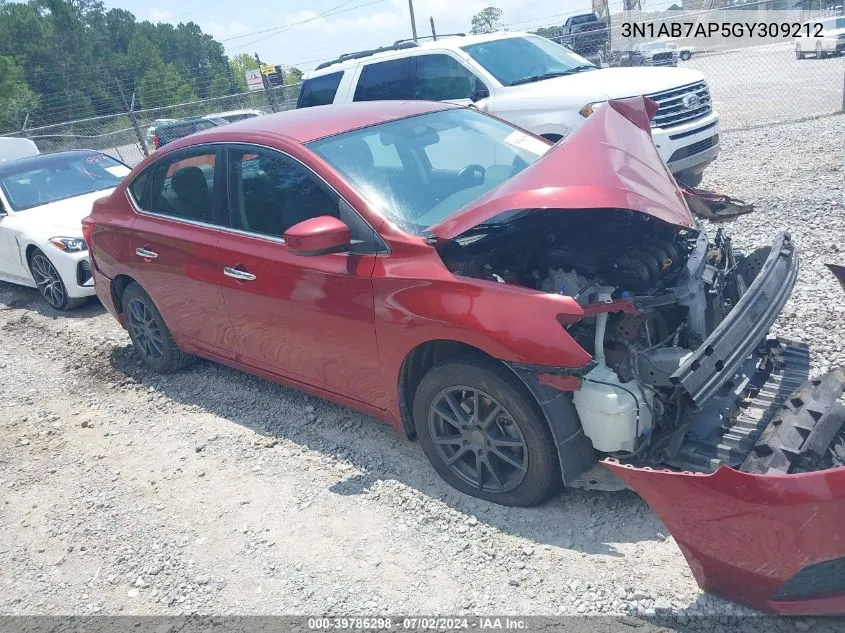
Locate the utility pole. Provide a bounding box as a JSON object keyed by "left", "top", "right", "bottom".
{"left": 115, "top": 76, "right": 148, "bottom": 157}
{"left": 254, "top": 52, "right": 279, "bottom": 113}
{"left": 407, "top": 0, "right": 418, "bottom": 42}
{"left": 430, "top": 16, "right": 437, "bottom": 40}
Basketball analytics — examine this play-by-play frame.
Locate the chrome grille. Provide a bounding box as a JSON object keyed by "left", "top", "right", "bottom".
{"left": 648, "top": 80, "right": 712, "bottom": 129}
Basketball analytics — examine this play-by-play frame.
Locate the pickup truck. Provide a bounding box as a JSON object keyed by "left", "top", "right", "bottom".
{"left": 559, "top": 13, "right": 608, "bottom": 57}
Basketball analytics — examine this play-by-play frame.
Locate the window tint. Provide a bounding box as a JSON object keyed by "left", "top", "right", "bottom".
{"left": 297, "top": 72, "right": 344, "bottom": 108}
{"left": 226, "top": 148, "right": 340, "bottom": 238}
{"left": 415, "top": 55, "right": 480, "bottom": 101}
{"left": 127, "top": 169, "right": 150, "bottom": 207}
{"left": 146, "top": 152, "right": 217, "bottom": 223}
{"left": 353, "top": 58, "right": 414, "bottom": 101}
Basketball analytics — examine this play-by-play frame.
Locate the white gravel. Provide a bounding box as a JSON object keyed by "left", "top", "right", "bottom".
{"left": 0, "top": 114, "right": 843, "bottom": 630}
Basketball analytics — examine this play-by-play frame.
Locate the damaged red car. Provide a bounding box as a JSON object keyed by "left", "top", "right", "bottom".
{"left": 82, "top": 98, "right": 845, "bottom": 615}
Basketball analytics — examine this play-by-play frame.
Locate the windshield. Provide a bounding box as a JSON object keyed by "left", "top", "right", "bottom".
{"left": 462, "top": 36, "right": 595, "bottom": 86}
{"left": 308, "top": 109, "right": 550, "bottom": 236}
{"left": 0, "top": 152, "right": 128, "bottom": 211}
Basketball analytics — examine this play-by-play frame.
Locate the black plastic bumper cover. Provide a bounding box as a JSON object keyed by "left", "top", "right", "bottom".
{"left": 671, "top": 232, "right": 798, "bottom": 406}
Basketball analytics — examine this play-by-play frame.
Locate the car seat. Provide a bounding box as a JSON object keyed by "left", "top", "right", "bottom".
{"left": 171, "top": 166, "right": 211, "bottom": 222}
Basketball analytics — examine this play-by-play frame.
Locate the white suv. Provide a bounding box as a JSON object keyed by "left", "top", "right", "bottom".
{"left": 298, "top": 32, "right": 720, "bottom": 186}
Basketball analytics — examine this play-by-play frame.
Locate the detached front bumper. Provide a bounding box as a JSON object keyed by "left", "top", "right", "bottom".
{"left": 605, "top": 457, "right": 845, "bottom": 615}
{"left": 603, "top": 250, "right": 845, "bottom": 616}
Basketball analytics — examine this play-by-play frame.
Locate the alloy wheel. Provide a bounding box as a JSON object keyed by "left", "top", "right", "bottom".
{"left": 428, "top": 386, "right": 528, "bottom": 493}
{"left": 127, "top": 298, "right": 165, "bottom": 362}
{"left": 30, "top": 252, "right": 67, "bottom": 309}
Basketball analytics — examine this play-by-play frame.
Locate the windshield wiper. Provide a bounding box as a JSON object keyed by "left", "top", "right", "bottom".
{"left": 509, "top": 66, "right": 595, "bottom": 86}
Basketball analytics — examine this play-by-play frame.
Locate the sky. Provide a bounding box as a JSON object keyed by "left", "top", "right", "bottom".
{"left": 102, "top": 0, "right": 601, "bottom": 71}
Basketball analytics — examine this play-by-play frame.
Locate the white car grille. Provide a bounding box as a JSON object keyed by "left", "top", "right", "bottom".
{"left": 647, "top": 80, "right": 712, "bottom": 129}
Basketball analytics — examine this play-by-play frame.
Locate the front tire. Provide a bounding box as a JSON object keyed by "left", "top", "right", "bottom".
{"left": 680, "top": 51, "right": 691, "bottom": 61}
{"left": 816, "top": 42, "right": 826, "bottom": 59}
{"left": 28, "top": 248, "right": 84, "bottom": 311}
{"left": 413, "top": 356, "right": 560, "bottom": 506}
{"left": 795, "top": 46, "right": 804, "bottom": 60}
{"left": 122, "top": 282, "right": 194, "bottom": 373}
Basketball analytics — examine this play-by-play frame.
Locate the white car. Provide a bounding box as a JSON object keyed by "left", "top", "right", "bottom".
{"left": 298, "top": 32, "right": 719, "bottom": 186}
{"left": 796, "top": 16, "right": 845, "bottom": 59}
{"left": 201, "top": 109, "right": 264, "bottom": 124}
{"left": 0, "top": 137, "right": 40, "bottom": 163}
{"left": 0, "top": 150, "right": 130, "bottom": 310}
{"left": 632, "top": 41, "right": 679, "bottom": 66}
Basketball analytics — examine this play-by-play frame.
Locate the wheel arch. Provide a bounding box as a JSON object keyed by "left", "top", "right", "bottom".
{"left": 111, "top": 273, "right": 139, "bottom": 315}
{"left": 397, "top": 338, "right": 597, "bottom": 486}
{"left": 398, "top": 339, "right": 503, "bottom": 440}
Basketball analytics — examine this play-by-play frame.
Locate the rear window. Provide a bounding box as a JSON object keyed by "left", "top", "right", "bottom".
{"left": 297, "top": 72, "right": 344, "bottom": 108}
{"left": 353, "top": 58, "right": 414, "bottom": 101}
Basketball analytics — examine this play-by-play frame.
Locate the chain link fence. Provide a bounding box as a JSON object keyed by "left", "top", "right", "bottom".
{"left": 3, "top": 38, "right": 843, "bottom": 168}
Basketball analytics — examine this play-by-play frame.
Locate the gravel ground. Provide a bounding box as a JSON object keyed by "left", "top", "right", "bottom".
{"left": 0, "top": 114, "right": 843, "bottom": 630}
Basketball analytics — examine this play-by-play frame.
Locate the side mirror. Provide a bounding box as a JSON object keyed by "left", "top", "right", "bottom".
{"left": 469, "top": 87, "right": 489, "bottom": 103}
{"left": 284, "top": 215, "right": 350, "bottom": 257}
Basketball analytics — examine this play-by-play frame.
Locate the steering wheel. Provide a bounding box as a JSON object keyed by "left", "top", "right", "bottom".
{"left": 458, "top": 164, "right": 486, "bottom": 187}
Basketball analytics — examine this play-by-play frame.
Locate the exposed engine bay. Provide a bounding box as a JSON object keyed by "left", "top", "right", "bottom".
{"left": 437, "top": 209, "right": 843, "bottom": 475}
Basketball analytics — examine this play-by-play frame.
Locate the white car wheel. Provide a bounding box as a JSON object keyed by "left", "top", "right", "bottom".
{"left": 28, "top": 248, "right": 85, "bottom": 311}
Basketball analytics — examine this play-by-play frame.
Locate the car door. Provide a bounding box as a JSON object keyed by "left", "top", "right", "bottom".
{"left": 0, "top": 191, "right": 30, "bottom": 281}
{"left": 126, "top": 146, "right": 239, "bottom": 359}
{"left": 413, "top": 53, "right": 488, "bottom": 106}
{"left": 216, "top": 145, "right": 386, "bottom": 407}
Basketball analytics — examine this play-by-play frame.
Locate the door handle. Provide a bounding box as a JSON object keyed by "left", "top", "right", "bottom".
{"left": 223, "top": 267, "right": 256, "bottom": 281}
{"left": 135, "top": 247, "right": 158, "bottom": 259}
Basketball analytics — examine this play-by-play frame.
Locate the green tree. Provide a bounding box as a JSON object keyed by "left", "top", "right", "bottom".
{"left": 530, "top": 25, "right": 560, "bottom": 40}
{"left": 284, "top": 67, "right": 303, "bottom": 86}
{"left": 470, "top": 6, "right": 503, "bottom": 34}
{"left": 0, "top": 56, "right": 39, "bottom": 132}
{"left": 138, "top": 61, "right": 196, "bottom": 109}
{"left": 229, "top": 53, "right": 260, "bottom": 91}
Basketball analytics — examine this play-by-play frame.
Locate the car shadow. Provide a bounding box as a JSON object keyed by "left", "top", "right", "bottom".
{"left": 0, "top": 281, "right": 104, "bottom": 319}
{"left": 104, "top": 341, "right": 668, "bottom": 557}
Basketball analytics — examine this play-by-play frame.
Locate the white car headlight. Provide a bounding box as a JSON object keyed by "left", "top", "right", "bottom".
{"left": 579, "top": 101, "right": 606, "bottom": 118}
{"left": 49, "top": 237, "right": 88, "bottom": 252}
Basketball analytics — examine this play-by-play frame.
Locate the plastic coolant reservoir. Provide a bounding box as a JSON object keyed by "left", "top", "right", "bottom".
{"left": 572, "top": 363, "right": 654, "bottom": 453}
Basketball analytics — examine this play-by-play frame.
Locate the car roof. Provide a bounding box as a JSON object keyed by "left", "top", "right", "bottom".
{"left": 305, "top": 31, "right": 537, "bottom": 78}
{"left": 174, "top": 100, "right": 458, "bottom": 146}
{"left": 0, "top": 149, "right": 105, "bottom": 176}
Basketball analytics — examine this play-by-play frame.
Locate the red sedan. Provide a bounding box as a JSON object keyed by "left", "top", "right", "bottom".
{"left": 83, "top": 98, "right": 845, "bottom": 615}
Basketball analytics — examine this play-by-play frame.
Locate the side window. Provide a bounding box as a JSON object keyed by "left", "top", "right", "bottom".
{"left": 353, "top": 58, "right": 414, "bottom": 101}
{"left": 414, "top": 54, "right": 480, "bottom": 101}
{"left": 127, "top": 168, "right": 150, "bottom": 207}
{"left": 146, "top": 151, "right": 217, "bottom": 223}
{"left": 226, "top": 148, "right": 341, "bottom": 238}
{"left": 297, "top": 71, "right": 344, "bottom": 108}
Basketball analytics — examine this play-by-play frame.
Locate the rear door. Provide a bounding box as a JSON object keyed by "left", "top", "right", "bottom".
{"left": 126, "top": 146, "right": 239, "bottom": 358}
{"left": 215, "top": 144, "right": 385, "bottom": 407}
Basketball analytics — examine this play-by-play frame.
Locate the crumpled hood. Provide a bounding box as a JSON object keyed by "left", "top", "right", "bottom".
{"left": 429, "top": 97, "right": 695, "bottom": 241}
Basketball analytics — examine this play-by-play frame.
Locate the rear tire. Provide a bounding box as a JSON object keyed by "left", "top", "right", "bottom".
{"left": 816, "top": 42, "right": 826, "bottom": 59}
{"left": 413, "top": 355, "right": 560, "bottom": 507}
{"left": 122, "top": 282, "right": 194, "bottom": 373}
{"left": 680, "top": 51, "right": 691, "bottom": 61}
{"left": 795, "top": 46, "right": 804, "bottom": 60}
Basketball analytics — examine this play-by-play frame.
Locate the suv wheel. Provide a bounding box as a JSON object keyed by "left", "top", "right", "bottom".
{"left": 122, "top": 282, "right": 194, "bottom": 373}
{"left": 795, "top": 45, "right": 804, "bottom": 60}
{"left": 413, "top": 356, "right": 560, "bottom": 506}
{"left": 816, "top": 42, "right": 826, "bottom": 59}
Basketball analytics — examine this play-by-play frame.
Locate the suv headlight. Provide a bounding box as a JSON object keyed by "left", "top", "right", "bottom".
{"left": 579, "top": 101, "right": 606, "bottom": 118}
{"left": 49, "top": 237, "right": 88, "bottom": 252}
